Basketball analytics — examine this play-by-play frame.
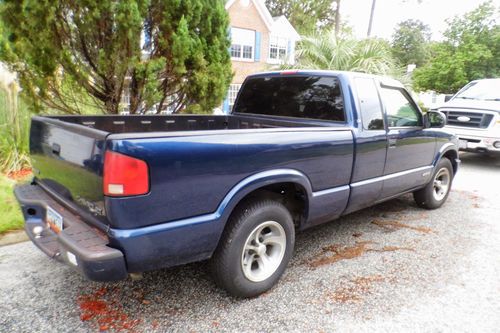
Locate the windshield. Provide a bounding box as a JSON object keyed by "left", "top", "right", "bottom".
{"left": 454, "top": 80, "right": 500, "bottom": 101}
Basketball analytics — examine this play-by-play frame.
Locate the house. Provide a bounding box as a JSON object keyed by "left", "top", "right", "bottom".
{"left": 416, "top": 91, "right": 448, "bottom": 110}
{"left": 222, "top": 0, "right": 300, "bottom": 113}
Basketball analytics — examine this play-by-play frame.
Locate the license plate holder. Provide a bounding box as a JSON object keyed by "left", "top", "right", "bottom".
{"left": 46, "top": 206, "right": 63, "bottom": 233}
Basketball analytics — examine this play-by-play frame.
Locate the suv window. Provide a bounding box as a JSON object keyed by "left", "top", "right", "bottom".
{"left": 380, "top": 87, "right": 422, "bottom": 127}
{"left": 355, "top": 77, "right": 384, "bottom": 130}
{"left": 234, "top": 75, "right": 345, "bottom": 121}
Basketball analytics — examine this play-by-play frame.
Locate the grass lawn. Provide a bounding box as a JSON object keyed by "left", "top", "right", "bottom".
{"left": 0, "top": 174, "right": 25, "bottom": 234}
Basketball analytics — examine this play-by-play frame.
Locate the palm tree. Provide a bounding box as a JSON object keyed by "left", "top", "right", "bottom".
{"left": 293, "top": 30, "right": 397, "bottom": 76}
{"left": 367, "top": 0, "right": 376, "bottom": 37}
{"left": 334, "top": 0, "right": 341, "bottom": 37}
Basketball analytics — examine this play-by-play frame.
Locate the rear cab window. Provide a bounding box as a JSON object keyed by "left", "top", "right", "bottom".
{"left": 233, "top": 75, "right": 345, "bottom": 122}
{"left": 355, "top": 77, "right": 385, "bottom": 130}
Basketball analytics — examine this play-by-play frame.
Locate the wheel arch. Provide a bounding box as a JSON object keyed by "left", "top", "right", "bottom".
{"left": 216, "top": 169, "right": 312, "bottom": 232}
{"left": 434, "top": 143, "right": 459, "bottom": 176}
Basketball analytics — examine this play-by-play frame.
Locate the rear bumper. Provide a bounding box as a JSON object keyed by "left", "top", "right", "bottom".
{"left": 14, "top": 183, "right": 127, "bottom": 282}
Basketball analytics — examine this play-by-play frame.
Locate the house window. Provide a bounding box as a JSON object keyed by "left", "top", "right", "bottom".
{"left": 242, "top": 45, "right": 253, "bottom": 59}
{"left": 269, "top": 36, "right": 288, "bottom": 62}
{"left": 140, "top": 22, "right": 154, "bottom": 54}
{"left": 164, "top": 94, "right": 177, "bottom": 114}
{"left": 120, "top": 87, "right": 131, "bottom": 114}
{"left": 231, "top": 45, "right": 242, "bottom": 58}
{"left": 228, "top": 84, "right": 242, "bottom": 110}
{"left": 230, "top": 28, "right": 255, "bottom": 61}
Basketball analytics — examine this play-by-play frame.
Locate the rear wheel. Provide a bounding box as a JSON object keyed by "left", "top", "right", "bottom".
{"left": 413, "top": 158, "right": 453, "bottom": 209}
{"left": 211, "top": 199, "right": 295, "bottom": 298}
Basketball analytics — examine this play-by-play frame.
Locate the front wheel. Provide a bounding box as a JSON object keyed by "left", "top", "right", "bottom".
{"left": 211, "top": 199, "right": 295, "bottom": 298}
{"left": 413, "top": 158, "right": 453, "bottom": 209}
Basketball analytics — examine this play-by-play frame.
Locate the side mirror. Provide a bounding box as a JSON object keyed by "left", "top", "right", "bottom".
{"left": 424, "top": 111, "right": 446, "bottom": 128}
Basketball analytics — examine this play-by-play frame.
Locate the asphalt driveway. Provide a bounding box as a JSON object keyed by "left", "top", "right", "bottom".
{"left": 1, "top": 152, "right": 499, "bottom": 332}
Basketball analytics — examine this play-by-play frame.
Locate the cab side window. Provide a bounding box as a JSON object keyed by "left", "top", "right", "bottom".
{"left": 355, "top": 78, "right": 384, "bottom": 130}
{"left": 380, "top": 87, "right": 422, "bottom": 127}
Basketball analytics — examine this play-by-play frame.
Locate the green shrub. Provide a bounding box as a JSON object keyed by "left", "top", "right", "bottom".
{"left": 0, "top": 174, "right": 24, "bottom": 234}
{"left": 0, "top": 90, "right": 31, "bottom": 173}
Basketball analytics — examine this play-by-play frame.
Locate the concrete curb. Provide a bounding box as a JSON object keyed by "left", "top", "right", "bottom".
{"left": 0, "top": 230, "right": 28, "bottom": 247}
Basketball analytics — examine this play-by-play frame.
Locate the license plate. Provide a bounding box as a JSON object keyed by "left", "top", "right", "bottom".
{"left": 459, "top": 140, "right": 468, "bottom": 149}
{"left": 46, "top": 206, "right": 63, "bottom": 233}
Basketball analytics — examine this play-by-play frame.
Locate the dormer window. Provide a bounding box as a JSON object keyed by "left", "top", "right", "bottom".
{"left": 269, "top": 35, "right": 288, "bottom": 62}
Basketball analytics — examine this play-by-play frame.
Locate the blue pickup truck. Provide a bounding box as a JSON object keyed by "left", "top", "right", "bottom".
{"left": 15, "top": 70, "right": 459, "bottom": 297}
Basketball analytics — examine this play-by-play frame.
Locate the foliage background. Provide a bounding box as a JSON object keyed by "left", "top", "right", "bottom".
{"left": 0, "top": 0, "right": 233, "bottom": 115}
{"left": 0, "top": 175, "right": 24, "bottom": 233}
{"left": 391, "top": 19, "right": 431, "bottom": 68}
{"left": 412, "top": 2, "right": 500, "bottom": 93}
{"left": 0, "top": 90, "right": 30, "bottom": 173}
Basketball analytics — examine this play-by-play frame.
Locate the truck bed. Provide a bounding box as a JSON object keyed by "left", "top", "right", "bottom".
{"left": 50, "top": 114, "right": 342, "bottom": 134}
{"left": 29, "top": 113, "right": 352, "bottom": 225}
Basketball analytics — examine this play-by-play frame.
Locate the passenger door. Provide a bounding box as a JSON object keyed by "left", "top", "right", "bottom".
{"left": 379, "top": 85, "right": 436, "bottom": 198}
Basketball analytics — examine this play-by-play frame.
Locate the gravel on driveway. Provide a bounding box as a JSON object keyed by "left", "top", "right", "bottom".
{"left": 1, "top": 152, "right": 499, "bottom": 332}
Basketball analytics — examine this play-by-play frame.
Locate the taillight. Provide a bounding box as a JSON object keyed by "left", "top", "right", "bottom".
{"left": 103, "top": 151, "right": 149, "bottom": 196}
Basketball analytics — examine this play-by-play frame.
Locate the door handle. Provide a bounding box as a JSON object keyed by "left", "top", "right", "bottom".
{"left": 388, "top": 130, "right": 399, "bottom": 148}
{"left": 388, "top": 138, "right": 397, "bottom": 148}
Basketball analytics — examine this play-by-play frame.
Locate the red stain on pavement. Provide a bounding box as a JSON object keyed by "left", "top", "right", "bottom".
{"left": 77, "top": 287, "right": 141, "bottom": 332}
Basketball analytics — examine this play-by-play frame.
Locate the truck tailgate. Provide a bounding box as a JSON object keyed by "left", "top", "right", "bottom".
{"left": 29, "top": 116, "right": 108, "bottom": 219}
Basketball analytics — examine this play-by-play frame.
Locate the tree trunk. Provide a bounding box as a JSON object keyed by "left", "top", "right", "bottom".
{"left": 367, "top": 0, "right": 376, "bottom": 37}
{"left": 129, "top": 73, "right": 142, "bottom": 114}
{"left": 104, "top": 98, "right": 119, "bottom": 114}
{"left": 334, "top": 0, "right": 341, "bottom": 37}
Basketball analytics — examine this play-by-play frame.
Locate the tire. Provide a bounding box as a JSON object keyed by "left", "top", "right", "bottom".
{"left": 413, "top": 158, "right": 453, "bottom": 209}
{"left": 211, "top": 199, "right": 295, "bottom": 298}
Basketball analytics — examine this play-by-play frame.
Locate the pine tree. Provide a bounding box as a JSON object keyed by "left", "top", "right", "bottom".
{"left": 0, "top": 0, "right": 233, "bottom": 114}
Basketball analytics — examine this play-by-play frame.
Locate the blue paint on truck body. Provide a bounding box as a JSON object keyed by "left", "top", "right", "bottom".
{"left": 18, "top": 70, "right": 459, "bottom": 279}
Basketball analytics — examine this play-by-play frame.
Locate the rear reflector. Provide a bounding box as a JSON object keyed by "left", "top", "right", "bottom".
{"left": 103, "top": 151, "right": 149, "bottom": 196}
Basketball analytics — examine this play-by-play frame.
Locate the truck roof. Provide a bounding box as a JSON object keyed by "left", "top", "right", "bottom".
{"left": 246, "top": 70, "right": 404, "bottom": 88}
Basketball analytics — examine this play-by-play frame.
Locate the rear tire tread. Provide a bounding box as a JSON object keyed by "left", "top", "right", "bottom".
{"left": 413, "top": 158, "right": 453, "bottom": 210}
{"left": 211, "top": 199, "right": 294, "bottom": 298}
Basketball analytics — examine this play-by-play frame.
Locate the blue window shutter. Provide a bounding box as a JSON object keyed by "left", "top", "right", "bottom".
{"left": 228, "top": 28, "right": 232, "bottom": 54}
{"left": 287, "top": 40, "right": 292, "bottom": 61}
{"left": 223, "top": 98, "right": 230, "bottom": 114}
{"left": 255, "top": 31, "right": 261, "bottom": 62}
